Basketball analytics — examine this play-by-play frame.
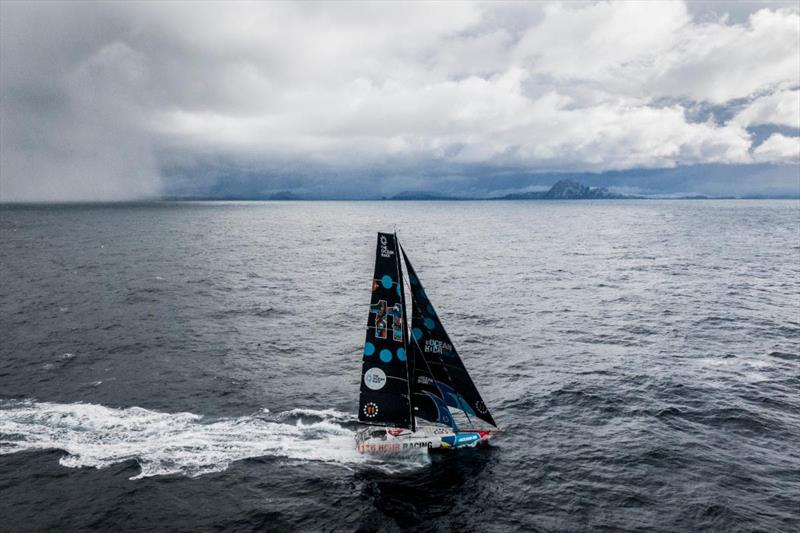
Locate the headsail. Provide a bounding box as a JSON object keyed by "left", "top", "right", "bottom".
{"left": 410, "top": 342, "right": 458, "bottom": 429}
{"left": 402, "top": 248, "right": 497, "bottom": 427}
{"left": 359, "top": 233, "right": 413, "bottom": 429}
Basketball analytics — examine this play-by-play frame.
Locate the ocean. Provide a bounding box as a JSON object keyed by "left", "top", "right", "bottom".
{"left": 1, "top": 200, "right": 799, "bottom": 532}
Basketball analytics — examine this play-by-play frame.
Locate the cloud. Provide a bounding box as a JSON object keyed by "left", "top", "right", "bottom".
{"left": 753, "top": 133, "right": 800, "bottom": 163}
{"left": 512, "top": 3, "right": 800, "bottom": 103}
{"left": 1, "top": 0, "right": 799, "bottom": 201}
{"left": 733, "top": 90, "right": 800, "bottom": 128}
{"left": 0, "top": 3, "right": 160, "bottom": 202}
{"left": 648, "top": 7, "right": 800, "bottom": 103}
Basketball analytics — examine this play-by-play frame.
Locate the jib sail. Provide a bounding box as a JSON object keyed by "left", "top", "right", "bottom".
{"left": 359, "top": 233, "right": 413, "bottom": 429}
{"left": 410, "top": 341, "right": 458, "bottom": 429}
{"left": 402, "top": 248, "right": 497, "bottom": 427}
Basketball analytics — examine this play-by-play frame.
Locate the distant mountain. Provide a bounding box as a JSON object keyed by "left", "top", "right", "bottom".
{"left": 389, "top": 191, "right": 462, "bottom": 200}
{"left": 499, "top": 179, "right": 632, "bottom": 200}
{"left": 389, "top": 180, "right": 632, "bottom": 200}
{"left": 166, "top": 178, "right": 797, "bottom": 202}
{"left": 266, "top": 190, "right": 301, "bottom": 200}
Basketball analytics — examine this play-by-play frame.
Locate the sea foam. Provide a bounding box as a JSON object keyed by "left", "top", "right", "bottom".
{"left": 0, "top": 400, "right": 419, "bottom": 479}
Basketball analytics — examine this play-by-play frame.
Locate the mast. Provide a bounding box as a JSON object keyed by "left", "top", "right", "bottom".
{"left": 394, "top": 232, "right": 415, "bottom": 432}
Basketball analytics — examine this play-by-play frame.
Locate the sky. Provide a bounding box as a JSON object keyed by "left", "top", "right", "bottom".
{"left": 1, "top": 0, "right": 799, "bottom": 201}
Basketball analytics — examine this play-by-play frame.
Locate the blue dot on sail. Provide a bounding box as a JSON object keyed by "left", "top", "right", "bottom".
{"left": 379, "top": 349, "right": 392, "bottom": 362}
{"left": 426, "top": 304, "right": 435, "bottom": 315}
{"left": 396, "top": 284, "right": 401, "bottom": 296}
{"left": 396, "top": 347, "right": 406, "bottom": 361}
{"left": 381, "top": 275, "right": 393, "bottom": 289}
{"left": 410, "top": 275, "right": 418, "bottom": 285}
{"left": 424, "top": 317, "right": 436, "bottom": 330}
{"left": 412, "top": 327, "right": 423, "bottom": 341}
{"left": 364, "top": 342, "right": 375, "bottom": 356}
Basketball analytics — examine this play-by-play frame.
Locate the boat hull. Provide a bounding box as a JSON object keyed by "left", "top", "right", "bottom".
{"left": 355, "top": 426, "right": 494, "bottom": 453}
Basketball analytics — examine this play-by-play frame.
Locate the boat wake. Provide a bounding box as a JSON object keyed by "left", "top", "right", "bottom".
{"left": 0, "top": 400, "right": 428, "bottom": 479}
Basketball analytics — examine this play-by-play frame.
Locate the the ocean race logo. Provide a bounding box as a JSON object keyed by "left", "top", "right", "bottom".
{"left": 380, "top": 235, "right": 394, "bottom": 258}
{"left": 364, "top": 367, "right": 387, "bottom": 390}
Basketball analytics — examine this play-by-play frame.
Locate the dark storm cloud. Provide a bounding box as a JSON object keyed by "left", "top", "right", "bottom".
{"left": 1, "top": 1, "right": 798, "bottom": 201}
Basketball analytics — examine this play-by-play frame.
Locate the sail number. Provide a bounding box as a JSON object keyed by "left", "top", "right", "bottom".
{"left": 370, "top": 300, "right": 404, "bottom": 342}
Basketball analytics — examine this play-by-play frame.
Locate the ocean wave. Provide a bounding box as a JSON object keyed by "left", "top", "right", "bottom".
{"left": 0, "top": 400, "right": 425, "bottom": 480}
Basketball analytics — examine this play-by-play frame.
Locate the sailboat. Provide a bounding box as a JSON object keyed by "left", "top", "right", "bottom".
{"left": 356, "top": 232, "right": 499, "bottom": 453}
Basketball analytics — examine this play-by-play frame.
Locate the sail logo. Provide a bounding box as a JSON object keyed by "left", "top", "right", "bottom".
{"left": 379, "top": 235, "right": 394, "bottom": 258}
{"left": 364, "top": 368, "right": 387, "bottom": 390}
{"left": 363, "top": 402, "right": 379, "bottom": 418}
{"left": 424, "top": 339, "right": 452, "bottom": 355}
{"left": 474, "top": 400, "right": 488, "bottom": 414}
{"left": 417, "top": 375, "right": 434, "bottom": 385}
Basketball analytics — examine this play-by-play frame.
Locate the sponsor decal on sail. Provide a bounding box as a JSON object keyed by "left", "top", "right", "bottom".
{"left": 362, "top": 402, "right": 379, "bottom": 418}
{"left": 364, "top": 368, "right": 387, "bottom": 390}
{"left": 475, "top": 400, "right": 488, "bottom": 414}
{"left": 417, "top": 375, "right": 433, "bottom": 385}
{"left": 424, "top": 339, "right": 452, "bottom": 355}
{"left": 370, "top": 300, "right": 404, "bottom": 342}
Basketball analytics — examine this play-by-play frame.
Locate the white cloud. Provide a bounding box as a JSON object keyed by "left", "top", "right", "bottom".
{"left": 513, "top": 2, "right": 689, "bottom": 85}
{"left": 1, "top": 0, "right": 799, "bottom": 201}
{"left": 512, "top": 3, "right": 800, "bottom": 104}
{"left": 733, "top": 90, "right": 800, "bottom": 128}
{"left": 753, "top": 133, "right": 800, "bottom": 163}
{"left": 650, "top": 8, "right": 800, "bottom": 103}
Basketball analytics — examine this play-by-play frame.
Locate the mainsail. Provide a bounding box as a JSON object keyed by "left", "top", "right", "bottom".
{"left": 402, "top": 248, "right": 497, "bottom": 428}
{"left": 359, "top": 233, "right": 413, "bottom": 429}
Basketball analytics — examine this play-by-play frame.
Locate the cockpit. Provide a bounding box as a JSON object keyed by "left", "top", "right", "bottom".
{"left": 370, "top": 429, "right": 387, "bottom": 440}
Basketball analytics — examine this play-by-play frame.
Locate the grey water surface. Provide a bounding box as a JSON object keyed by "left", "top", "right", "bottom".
{"left": 1, "top": 200, "right": 799, "bottom": 532}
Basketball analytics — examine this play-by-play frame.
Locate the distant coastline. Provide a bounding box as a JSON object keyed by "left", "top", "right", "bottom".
{"left": 5, "top": 179, "right": 798, "bottom": 205}
{"left": 156, "top": 179, "right": 800, "bottom": 201}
